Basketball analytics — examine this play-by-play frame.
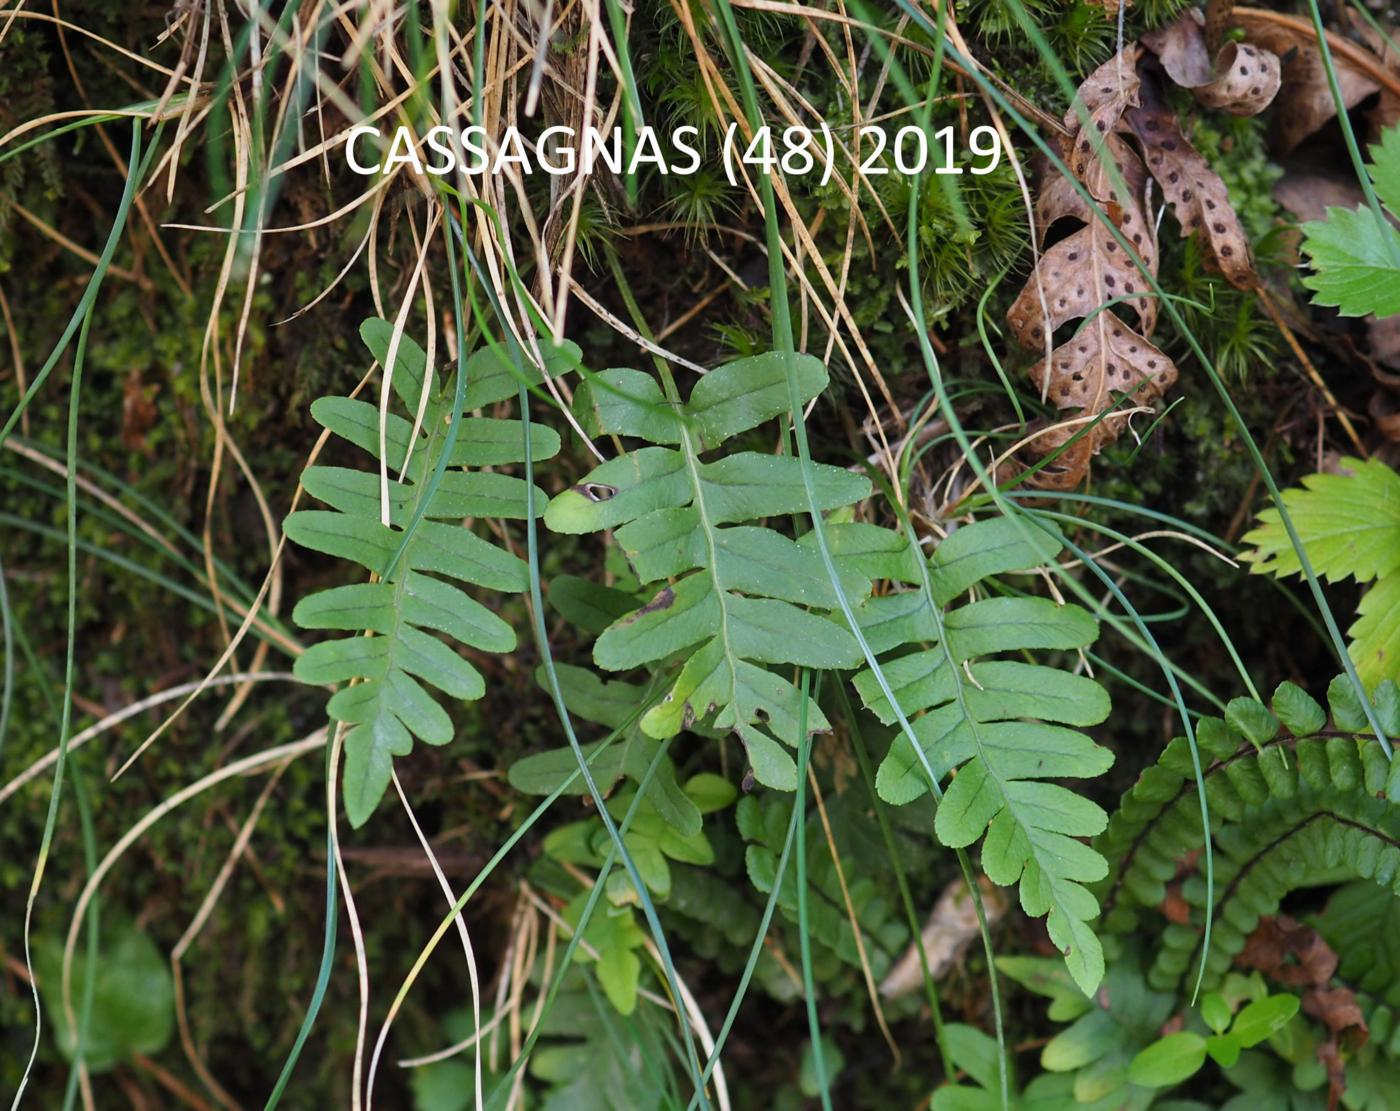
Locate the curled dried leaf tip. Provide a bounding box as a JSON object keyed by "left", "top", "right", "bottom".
{"left": 1143, "top": 9, "right": 1281, "bottom": 116}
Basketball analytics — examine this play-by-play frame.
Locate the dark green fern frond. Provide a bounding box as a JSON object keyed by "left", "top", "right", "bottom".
{"left": 1097, "top": 678, "right": 1400, "bottom": 993}
{"left": 286, "top": 320, "right": 572, "bottom": 826}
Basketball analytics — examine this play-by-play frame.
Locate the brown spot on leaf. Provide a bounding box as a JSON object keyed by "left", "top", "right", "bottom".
{"left": 634, "top": 586, "right": 675, "bottom": 616}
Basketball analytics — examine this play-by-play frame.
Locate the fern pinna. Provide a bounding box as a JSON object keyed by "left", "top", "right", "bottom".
{"left": 286, "top": 320, "right": 567, "bottom": 826}
{"left": 852, "top": 517, "right": 1114, "bottom": 995}
{"left": 543, "top": 353, "right": 871, "bottom": 791}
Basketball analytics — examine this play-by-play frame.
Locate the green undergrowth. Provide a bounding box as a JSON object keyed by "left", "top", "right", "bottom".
{"left": 2, "top": 1, "right": 1394, "bottom": 1108}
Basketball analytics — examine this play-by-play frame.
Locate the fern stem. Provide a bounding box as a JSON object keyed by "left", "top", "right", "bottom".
{"left": 836, "top": 681, "right": 953, "bottom": 1070}
{"left": 793, "top": 670, "right": 835, "bottom": 1111}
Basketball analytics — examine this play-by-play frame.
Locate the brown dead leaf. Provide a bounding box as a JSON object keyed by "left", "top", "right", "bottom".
{"left": 1238, "top": 913, "right": 1338, "bottom": 984}
{"left": 1195, "top": 38, "right": 1280, "bottom": 114}
{"left": 121, "top": 370, "right": 159, "bottom": 454}
{"left": 1010, "top": 140, "right": 1160, "bottom": 344}
{"left": 1005, "top": 50, "right": 1181, "bottom": 488}
{"left": 1143, "top": 10, "right": 1281, "bottom": 116}
{"left": 1089, "top": 0, "right": 1128, "bottom": 16}
{"left": 1144, "top": 10, "right": 1215, "bottom": 87}
{"left": 1127, "top": 80, "right": 1257, "bottom": 288}
{"left": 1238, "top": 914, "right": 1368, "bottom": 1108}
{"left": 1025, "top": 310, "right": 1178, "bottom": 477}
{"left": 1316, "top": 1039, "right": 1346, "bottom": 1111}
{"left": 1304, "top": 986, "right": 1368, "bottom": 1048}
{"left": 1366, "top": 319, "right": 1400, "bottom": 371}
{"left": 1371, "top": 387, "right": 1400, "bottom": 439}
{"left": 1273, "top": 170, "right": 1368, "bottom": 223}
{"left": 1233, "top": 11, "right": 1381, "bottom": 153}
{"left": 879, "top": 877, "right": 1007, "bottom": 998}
{"left": 1161, "top": 883, "right": 1191, "bottom": 924}
{"left": 1356, "top": 24, "right": 1400, "bottom": 140}
{"left": 1064, "top": 48, "right": 1143, "bottom": 183}
{"left": 1004, "top": 24, "right": 1280, "bottom": 488}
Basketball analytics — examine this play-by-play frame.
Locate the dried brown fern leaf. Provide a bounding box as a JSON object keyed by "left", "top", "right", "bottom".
{"left": 1007, "top": 49, "right": 1179, "bottom": 490}
{"left": 1005, "top": 34, "right": 1272, "bottom": 489}
{"left": 1127, "top": 73, "right": 1257, "bottom": 289}
{"left": 1143, "top": 9, "right": 1280, "bottom": 117}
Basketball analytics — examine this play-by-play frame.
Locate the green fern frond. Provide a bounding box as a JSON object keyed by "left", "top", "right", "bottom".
{"left": 544, "top": 353, "right": 871, "bottom": 791}
{"left": 1316, "top": 881, "right": 1400, "bottom": 1010}
{"left": 737, "top": 793, "right": 908, "bottom": 979}
{"left": 1098, "top": 679, "right": 1400, "bottom": 995}
{"left": 508, "top": 662, "right": 705, "bottom": 838}
{"left": 286, "top": 319, "right": 571, "bottom": 826}
{"left": 852, "top": 516, "right": 1114, "bottom": 996}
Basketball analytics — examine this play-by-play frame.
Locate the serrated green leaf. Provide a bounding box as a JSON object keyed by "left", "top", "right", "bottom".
{"left": 1300, "top": 206, "right": 1400, "bottom": 317}
{"left": 1299, "top": 127, "right": 1400, "bottom": 316}
{"left": 1351, "top": 572, "right": 1400, "bottom": 689}
{"left": 1242, "top": 458, "right": 1400, "bottom": 690}
{"left": 1241, "top": 458, "right": 1400, "bottom": 582}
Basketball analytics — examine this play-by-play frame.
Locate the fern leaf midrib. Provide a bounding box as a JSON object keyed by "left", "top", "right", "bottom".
{"left": 371, "top": 400, "right": 452, "bottom": 721}
{"left": 912, "top": 565, "right": 1080, "bottom": 938}
{"left": 675, "top": 411, "right": 743, "bottom": 711}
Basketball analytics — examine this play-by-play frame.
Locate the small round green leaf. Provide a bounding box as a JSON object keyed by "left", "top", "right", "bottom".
{"left": 1231, "top": 993, "right": 1300, "bottom": 1048}
{"left": 1127, "top": 1032, "right": 1207, "bottom": 1089}
{"left": 1200, "top": 992, "right": 1232, "bottom": 1035}
{"left": 1225, "top": 697, "right": 1279, "bottom": 748}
